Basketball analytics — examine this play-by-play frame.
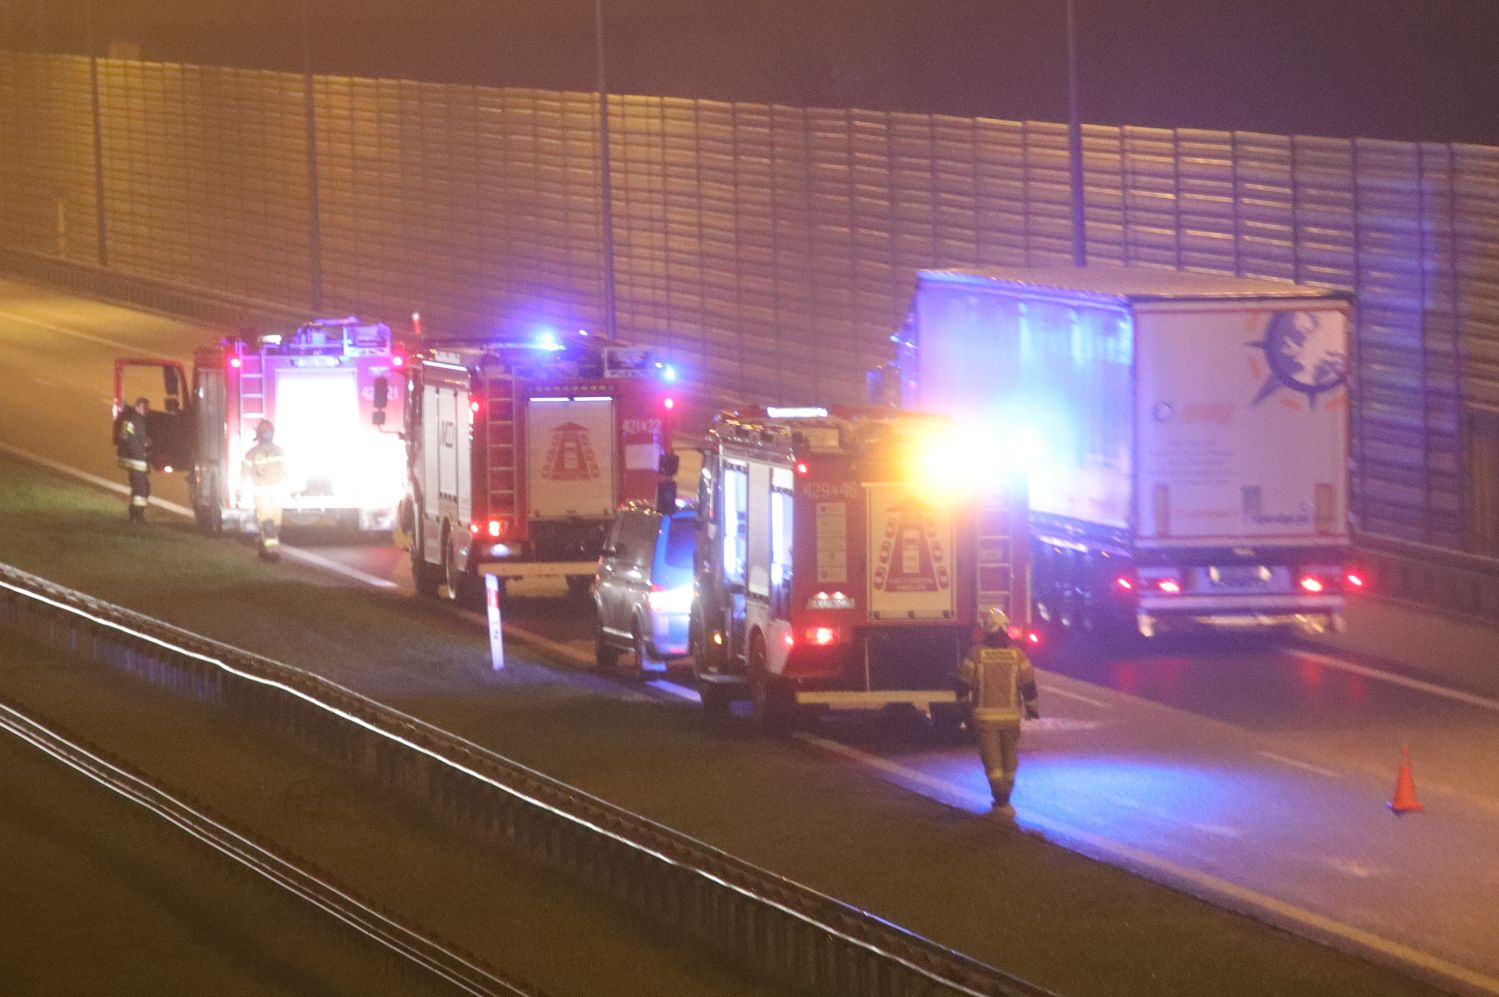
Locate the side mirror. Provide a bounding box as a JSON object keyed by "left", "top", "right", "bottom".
{"left": 658, "top": 451, "right": 680, "bottom": 477}
{"left": 373, "top": 375, "right": 390, "bottom": 410}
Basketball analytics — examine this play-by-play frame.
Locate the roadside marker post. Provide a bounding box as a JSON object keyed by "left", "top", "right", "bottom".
{"left": 485, "top": 572, "right": 504, "bottom": 671}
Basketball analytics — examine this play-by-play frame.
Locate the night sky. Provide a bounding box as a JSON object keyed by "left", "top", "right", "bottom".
{"left": 5, "top": 0, "right": 1498, "bottom": 145}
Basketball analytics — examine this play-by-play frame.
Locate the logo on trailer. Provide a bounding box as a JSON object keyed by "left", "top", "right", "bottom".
{"left": 1248, "top": 310, "right": 1347, "bottom": 408}
{"left": 541, "top": 421, "right": 602, "bottom": 481}
{"left": 872, "top": 498, "right": 950, "bottom": 593}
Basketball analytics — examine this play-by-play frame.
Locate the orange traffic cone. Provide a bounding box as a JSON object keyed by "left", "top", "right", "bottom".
{"left": 1388, "top": 744, "right": 1424, "bottom": 815}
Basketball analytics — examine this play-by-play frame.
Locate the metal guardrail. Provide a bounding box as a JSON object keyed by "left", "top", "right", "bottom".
{"left": 0, "top": 696, "right": 532, "bottom": 997}
{"left": 1353, "top": 535, "right": 1499, "bottom": 626}
{"left": 0, "top": 561, "right": 1056, "bottom": 997}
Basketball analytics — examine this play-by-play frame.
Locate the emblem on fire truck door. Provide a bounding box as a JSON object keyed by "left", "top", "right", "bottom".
{"left": 872, "top": 498, "right": 950, "bottom": 593}
{"left": 540, "top": 421, "right": 602, "bottom": 481}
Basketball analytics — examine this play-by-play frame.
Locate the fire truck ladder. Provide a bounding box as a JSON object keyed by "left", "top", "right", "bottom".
{"left": 238, "top": 353, "right": 266, "bottom": 422}
{"left": 483, "top": 371, "right": 519, "bottom": 523}
{"left": 977, "top": 485, "right": 1030, "bottom": 626}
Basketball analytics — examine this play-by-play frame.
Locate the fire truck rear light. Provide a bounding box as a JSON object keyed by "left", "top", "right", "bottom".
{"left": 469, "top": 400, "right": 481, "bottom": 414}
{"left": 803, "top": 626, "right": 841, "bottom": 646}
{"left": 1114, "top": 576, "right": 1133, "bottom": 591}
{"left": 794, "top": 461, "right": 810, "bottom": 476}
{"left": 486, "top": 519, "right": 505, "bottom": 538}
{"left": 391, "top": 355, "right": 404, "bottom": 367}
{"left": 664, "top": 397, "right": 676, "bottom": 410}
{"left": 229, "top": 357, "right": 242, "bottom": 369}
{"left": 1300, "top": 576, "right": 1326, "bottom": 593}
{"left": 1027, "top": 631, "right": 1041, "bottom": 645}
{"left": 1346, "top": 572, "right": 1365, "bottom": 589}
{"left": 1157, "top": 579, "right": 1182, "bottom": 594}
{"left": 469, "top": 523, "right": 481, "bottom": 535}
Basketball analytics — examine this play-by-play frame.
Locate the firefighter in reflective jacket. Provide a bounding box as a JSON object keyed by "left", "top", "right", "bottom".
{"left": 242, "top": 420, "right": 289, "bottom": 561}
{"left": 114, "top": 396, "right": 152, "bottom": 522}
{"left": 958, "top": 608, "right": 1040, "bottom": 810}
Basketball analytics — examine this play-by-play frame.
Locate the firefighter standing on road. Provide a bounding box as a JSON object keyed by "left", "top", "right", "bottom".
{"left": 958, "top": 608, "right": 1040, "bottom": 813}
{"left": 242, "top": 419, "right": 289, "bottom": 561}
{"left": 114, "top": 396, "right": 152, "bottom": 522}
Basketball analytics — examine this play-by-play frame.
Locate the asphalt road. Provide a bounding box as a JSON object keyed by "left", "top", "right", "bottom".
{"left": 4, "top": 275, "right": 1498, "bottom": 992}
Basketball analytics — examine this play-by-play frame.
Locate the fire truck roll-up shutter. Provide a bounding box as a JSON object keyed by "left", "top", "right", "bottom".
{"left": 866, "top": 482, "right": 958, "bottom": 621}
{"left": 525, "top": 396, "right": 615, "bottom": 519}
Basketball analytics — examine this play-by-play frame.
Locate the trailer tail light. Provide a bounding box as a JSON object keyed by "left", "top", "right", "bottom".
{"left": 1300, "top": 576, "right": 1325, "bottom": 593}
{"left": 1297, "top": 565, "right": 1342, "bottom": 594}
{"left": 1157, "top": 579, "right": 1182, "bottom": 594}
{"left": 485, "top": 518, "right": 508, "bottom": 539}
{"left": 1114, "top": 575, "right": 1134, "bottom": 591}
{"left": 1345, "top": 571, "right": 1365, "bottom": 590}
{"left": 1026, "top": 630, "right": 1041, "bottom": 646}
{"left": 802, "top": 626, "right": 841, "bottom": 646}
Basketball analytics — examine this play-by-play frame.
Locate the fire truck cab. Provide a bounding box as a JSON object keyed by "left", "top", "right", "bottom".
{"left": 387, "top": 330, "right": 676, "bottom": 601}
{"left": 691, "top": 406, "right": 1008, "bottom": 726}
{"left": 114, "top": 317, "right": 407, "bottom": 534}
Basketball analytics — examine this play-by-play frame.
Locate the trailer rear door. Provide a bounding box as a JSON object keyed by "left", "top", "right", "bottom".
{"left": 525, "top": 396, "right": 615, "bottom": 518}
{"left": 866, "top": 482, "right": 957, "bottom": 620}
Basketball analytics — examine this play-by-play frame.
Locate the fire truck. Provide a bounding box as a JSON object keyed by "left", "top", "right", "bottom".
{"left": 114, "top": 317, "right": 407, "bottom": 534}
{"left": 690, "top": 406, "right": 1019, "bottom": 726}
{"left": 380, "top": 330, "right": 676, "bottom": 601}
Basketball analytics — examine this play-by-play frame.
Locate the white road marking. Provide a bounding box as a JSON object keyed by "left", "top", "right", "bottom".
{"left": 1039, "top": 683, "right": 1112, "bottom": 708}
{"left": 648, "top": 679, "right": 701, "bottom": 702}
{"left": 1291, "top": 647, "right": 1499, "bottom": 714}
{"left": 0, "top": 306, "right": 191, "bottom": 356}
{"left": 794, "top": 729, "right": 1499, "bottom": 997}
{"left": 1257, "top": 751, "right": 1341, "bottom": 779}
{"left": 0, "top": 442, "right": 397, "bottom": 590}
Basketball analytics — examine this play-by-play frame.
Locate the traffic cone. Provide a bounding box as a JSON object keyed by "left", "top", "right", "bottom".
{"left": 1388, "top": 744, "right": 1424, "bottom": 815}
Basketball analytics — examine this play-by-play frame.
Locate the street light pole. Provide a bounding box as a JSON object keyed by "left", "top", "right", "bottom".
{"left": 595, "top": 0, "right": 618, "bottom": 340}
{"left": 1065, "top": 0, "right": 1087, "bottom": 267}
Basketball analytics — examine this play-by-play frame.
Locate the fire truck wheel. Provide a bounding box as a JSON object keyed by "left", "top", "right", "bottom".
{"left": 929, "top": 702, "right": 969, "bottom": 742}
{"left": 697, "top": 679, "right": 733, "bottom": 716}
{"left": 411, "top": 540, "right": 442, "bottom": 598}
{"left": 442, "top": 529, "right": 468, "bottom": 603}
{"left": 748, "top": 633, "right": 792, "bottom": 729}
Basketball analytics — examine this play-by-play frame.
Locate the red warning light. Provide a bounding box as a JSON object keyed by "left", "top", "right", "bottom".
{"left": 803, "top": 626, "right": 840, "bottom": 646}
{"left": 229, "top": 357, "right": 242, "bottom": 369}
{"left": 1114, "top": 576, "right": 1133, "bottom": 591}
{"left": 392, "top": 354, "right": 404, "bottom": 368}
{"left": 794, "top": 461, "right": 810, "bottom": 476}
{"left": 1345, "top": 572, "right": 1365, "bottom": 589}
{"left": 470, "top": 400, "right": 481, "bottom": 414}
{"left": 664, "top": 397, "right": 676, "bottom": 411}
{"left": 1026, "top": 630, "right": 1041, "bottom": 645}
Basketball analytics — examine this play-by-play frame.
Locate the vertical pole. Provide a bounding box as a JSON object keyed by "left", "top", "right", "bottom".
{"left": 85, "top": 0, "right": 108, "bottom": 266}
{"left": 595, "top": 0, "right": 618, "bottom": 340}
{"left": 302, "top": 0, "right": 324, "bottom": 311}
{"left": 1065, "top": 0, "right": 1087, "bottom": 267}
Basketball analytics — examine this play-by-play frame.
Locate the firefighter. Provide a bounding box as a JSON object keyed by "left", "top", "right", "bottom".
{"left": 958, "top": 607, "right": 1040, "bottom": 813}
{"left": 241, "top": 419, "right": 289, "bottom": 561}
{"left": 114, "top": 396, "right": 152, "bottom": 522}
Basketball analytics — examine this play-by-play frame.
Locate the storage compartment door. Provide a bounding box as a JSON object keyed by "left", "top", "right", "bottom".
{"left": 525, "top": 397, "right": 615, "bottom": 518}
{"left": 866, "top": 483, "right": 957, "bottom": 620}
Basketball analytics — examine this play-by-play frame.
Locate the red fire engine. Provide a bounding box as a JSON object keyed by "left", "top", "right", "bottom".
{"left": 381, "top": 329, "right": 677, "bottom": 601}
{"left": 114, "top": 317, "right": 407, "bottom": 533}
{"left": 690, "top": 406, "right": 1025, "bottom": 725}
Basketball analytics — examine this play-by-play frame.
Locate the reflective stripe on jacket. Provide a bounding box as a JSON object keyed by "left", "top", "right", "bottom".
{"left": 114, "top": 411, "right": 150, "bottom": 465}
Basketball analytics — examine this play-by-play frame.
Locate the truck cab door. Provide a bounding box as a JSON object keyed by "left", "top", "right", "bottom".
{"left": 113, "top": 358, "right": 193, "bottom": 472}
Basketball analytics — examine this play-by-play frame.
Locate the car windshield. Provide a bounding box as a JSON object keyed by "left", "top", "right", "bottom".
{"left": 663, "top": 516, "right": 695, "bottom": 571}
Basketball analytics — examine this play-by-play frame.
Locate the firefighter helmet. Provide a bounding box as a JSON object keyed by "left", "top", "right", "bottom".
{"left": 254, "top": 419, "right": 275, "bottom": 443}
{"left": 980, "top": 607, "right": 1010, "bottom": 635}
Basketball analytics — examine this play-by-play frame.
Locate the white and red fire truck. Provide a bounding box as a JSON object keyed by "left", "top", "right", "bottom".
{"left": 689, "top": 406, "right": 1024, "bottom": 725}
{"left": 383, "top": 329, "right": 677, "bottom": 601}
{"left": 114, "top": 317, "right": 407, "bottom": 534}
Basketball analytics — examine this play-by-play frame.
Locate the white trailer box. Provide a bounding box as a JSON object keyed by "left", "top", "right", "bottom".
{"left": 897, "top": 266, "right": 1353, "bottom": 636}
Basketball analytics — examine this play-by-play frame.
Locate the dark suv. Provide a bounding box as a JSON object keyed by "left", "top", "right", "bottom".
{"left": 593, "top": 503, "right": 697, "bottom": 676}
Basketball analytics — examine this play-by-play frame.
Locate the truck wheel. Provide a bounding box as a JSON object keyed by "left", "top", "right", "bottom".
{"left": 442, "top": 528, "right": 467, "bottom": 603}
{"left": 410, "top": 521, "right": 442, "bottom": 598}
{"left": 929, "top": 702, "right": 968, "bottom": 742}
{"left": 698, "top": 679, "right": 733, "bottom": 716}
{"left": 748, "top": 632, "right": 792, "bottom": 729}
{"left": 566, "top": 575, "right": 594, "bottom": 601}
